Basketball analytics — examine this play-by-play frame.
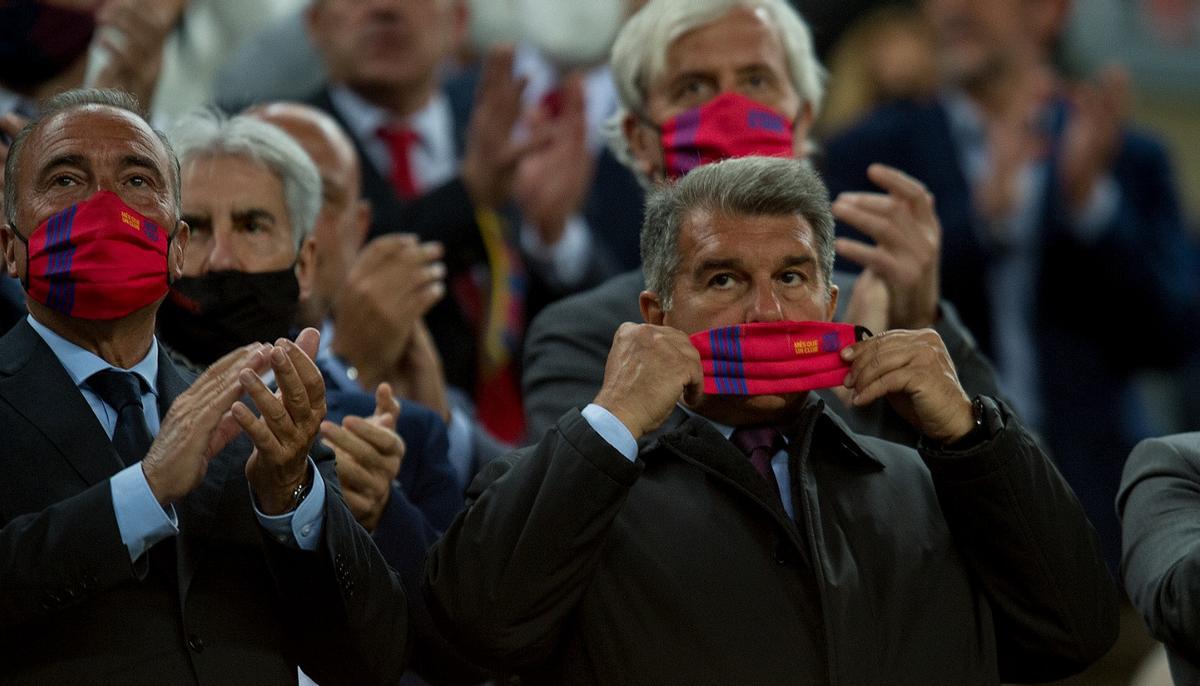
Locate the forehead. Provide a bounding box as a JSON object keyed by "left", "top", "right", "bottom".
{"left": 23, "top": 106, "right": 168, "bottom": 174}
{"left": 661, "top": 7, "right": 788, "bottom": 79}
{"left": 679, "top": 208, "right": 816, "bottom": 259}
{"left": 181, "top": 154, "right": 285, "bottom": 203}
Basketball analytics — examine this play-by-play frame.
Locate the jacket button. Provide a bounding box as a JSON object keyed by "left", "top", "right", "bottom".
{"left": 774, "top": 548, "right": 788, "bottom": 565}
{"left": 187, "top": 634, "right": 206, "bottom": 653}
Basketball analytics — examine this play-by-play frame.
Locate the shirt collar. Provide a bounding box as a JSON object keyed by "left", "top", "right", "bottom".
{"left": 26, "top": 314, "right": 160, "bottom": 396}
{"left": 329, "top": 84, "right": 453, "bottom": 156}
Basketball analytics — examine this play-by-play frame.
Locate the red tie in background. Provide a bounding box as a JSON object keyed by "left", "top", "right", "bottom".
{"left": 378, "top": 125, "right": 421, "bottom": 200}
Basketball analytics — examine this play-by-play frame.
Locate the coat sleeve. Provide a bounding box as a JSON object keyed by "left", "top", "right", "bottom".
{"left": 919, "top": 397, "right": 1119, "bottom": 682}
{"left": 262, "top": 453, "right": 409, "bottom": 686}
{"left": 1118, "top": 435, "right": 1200, "bottom": 666}
{"left": 0, "top": 481, "right": 139, "bottom": 631}
{"left": 424, "top": 408, "right": 642, "bottom": 670}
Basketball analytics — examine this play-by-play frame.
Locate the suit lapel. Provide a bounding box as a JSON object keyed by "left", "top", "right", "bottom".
{"left": 0, "top": 320, "right": 124, "bottom": 485}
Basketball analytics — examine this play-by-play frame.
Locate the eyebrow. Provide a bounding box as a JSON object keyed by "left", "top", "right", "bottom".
{"left": 38, "top": 154, "right": 88, "bottom": 176}
{"left": 231, "top": 208, "right": 277, "bottom": 225}
{"left": 692, "top": 255, "right": 816, "bottom": 278}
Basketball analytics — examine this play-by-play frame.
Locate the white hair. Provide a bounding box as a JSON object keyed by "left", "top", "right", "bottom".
{"left": 605, "top": 0, "right": 826, "bottom": 183}
{"left": 168, "top": 109, "right": 320, "bottom": 249}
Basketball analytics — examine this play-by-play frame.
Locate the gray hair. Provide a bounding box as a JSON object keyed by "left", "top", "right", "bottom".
{"left": 641, "top": 156, "right": 835, "bottom": 310}
{"left": 167, "top": 109, "right": 320, "bottom": 248}
{"left": 4, "top": 88, "right": 181, "bottom": 228}
{"left": 606, "top": 0, "right": 826, "bottom": 183}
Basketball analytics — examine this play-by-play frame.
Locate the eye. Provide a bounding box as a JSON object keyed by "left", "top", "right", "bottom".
{"left": 708, "top": 273, "right": 737, "bottom": 289}
{"left": 52, "top": 174, "right": 77, "bottom": 187}
{"left": 128, "top": 175, "right": 148, "bottom": 187}
{"left": 780, "top": 270, "right": 807, "bottom": 285}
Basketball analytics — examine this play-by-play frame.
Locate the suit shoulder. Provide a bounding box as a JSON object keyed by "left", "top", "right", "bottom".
{"left": 825, "top": 99, "right": 943, "bottom": 149}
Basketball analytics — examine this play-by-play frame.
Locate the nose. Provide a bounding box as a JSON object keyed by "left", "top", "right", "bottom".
{"left": 746, "top": 279, "right": 785, "bottom": 323}
{"left": 205, "top": 228, "right": 240, "bottom": 273}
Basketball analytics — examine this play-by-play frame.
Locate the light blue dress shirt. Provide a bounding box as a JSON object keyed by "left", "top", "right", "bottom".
{"left": 582, "top": 403, "right": 796, "bottom": 519}
{"left": 27, "top": 315, "right": 326, "bottom": 560}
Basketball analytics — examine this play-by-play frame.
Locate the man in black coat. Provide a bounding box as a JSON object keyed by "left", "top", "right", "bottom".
{"left": 0, "top": 89, "right": 407, "bottom": 684}
{"left": 1119, "top": 433, "right": 1200, "bottom": 685}
{"left": 427, "top": 156, "right": 1117, "bottom": 684}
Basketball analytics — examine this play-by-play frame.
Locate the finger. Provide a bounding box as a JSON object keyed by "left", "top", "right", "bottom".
{"left": 239, "top": 368, "right": 296, "bottom": 449}
{"left": 321, "top": 420, "right": 382, "bottom": 470}
{"left": 207, "top": 409, "right": 242, "bottom": 458}
{"left": 268, "top": 344, "right": 313, "bottom": 428}
{"left": 850, "top": 367, "right": 916, "bottom": 407}
{"left": 832, "top": 200, "right": 899, "bottom": 245}
{"left": 0, "top": 112, "right": 28, "bottom": 137}
{"left": 345, "top": 415, "right": 404, "bottom": 456}
{"left": 232, "top": 400, "right": 284, "bottom": 456}
{"left": 867, "top": 164, "right": 935, "bottom": 211}
{"left": 419, "top": 240, "right": 445, "bottom": 262}
{"left": 374, "top": 382, "right": 401, "bottom": 419}
{"left": 844, "top": 339, "right": 921, "bottom": 390}
{"left": 284, "top": 336, "right": 326, "bottom": 415}
{"left": 293, "top": 327, "right": 321, "bottom": 362}
{"left": 833, "top": 192, "right": 896, "bottom": 215}
{"left": 834, "top": 237, "right": 901, "bottom": 278}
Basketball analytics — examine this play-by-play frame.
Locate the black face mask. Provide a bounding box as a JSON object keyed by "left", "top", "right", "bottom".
{"left": 156, "top": 268, "right": 300, "bottom": 366}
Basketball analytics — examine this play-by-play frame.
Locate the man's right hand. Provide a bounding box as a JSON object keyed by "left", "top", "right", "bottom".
{"left": 142, "top": 343, "right": 270, "bottom": 507}
{"left": 593, "top": 323, "right": 704, "bottom": 441}
{"left": 331, "top": 234, "right": 445, "bottom": 390}
{"left": 460, "top": 46, "right": 532, "bottom": 210}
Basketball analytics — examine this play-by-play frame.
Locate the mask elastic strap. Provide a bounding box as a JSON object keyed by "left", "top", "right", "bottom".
{"left": 9, "top": 224, "right": 30, "bottom": 291}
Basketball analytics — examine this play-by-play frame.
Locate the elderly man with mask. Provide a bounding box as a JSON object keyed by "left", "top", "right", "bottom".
{"left": 156, "top": 108, "right": 463, "bottom": 598}
{"left": 522, "top": 0, "right": 1000, "bottom": 446}
{"left": 0, "top": 88, "right": 406, "bottom": 683}
{"left": 426, "top": 155, "right": 1117, "bottom": 683}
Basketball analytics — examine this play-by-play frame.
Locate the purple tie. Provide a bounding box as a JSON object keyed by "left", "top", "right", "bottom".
{"left": 730, "top": 425, "right": 784, "bottom": 496}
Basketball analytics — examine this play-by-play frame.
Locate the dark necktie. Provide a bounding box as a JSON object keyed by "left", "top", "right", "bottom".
{"left": 730, "top": 425, "right": 785, "bottom": 497}
{"left": 87, "top": 370, "right": 153, "bottom": 466}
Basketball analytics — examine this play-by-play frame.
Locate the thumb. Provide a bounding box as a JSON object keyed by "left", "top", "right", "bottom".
{"left": 374, "top": 382, "right": 401, "bottom": 419}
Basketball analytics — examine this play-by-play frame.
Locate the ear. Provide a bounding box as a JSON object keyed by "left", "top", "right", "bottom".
{"left": 639, "top": 289, "right": 665, "bottom": 325}
{"left": 0, "top": 224, "right": 21, "bottom": 280}
{"left": 296, "top": 236, "right": 318, "bottom": 302}
{"left": 623, "top": 111, "right": 662, "bottom": 182}
{"left": 168, "top": 220, "right": 189, "bottom": 282}
{"left": 824, "top": 282, "right": 839, "bottom": 322}
{"left": 791, "top": 101, "right": 814, "bottom": 159}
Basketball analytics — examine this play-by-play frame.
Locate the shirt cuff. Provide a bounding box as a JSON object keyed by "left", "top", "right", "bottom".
{"left": 581, "top": 403, "right": 638, "bottom": 462}
{"left": 1070, "top": 175, "right": 1120, "bottom": 242}
{"left": 520, "top": 213, "right": 593, "bottom": 289}
{"left": 445, "top": 405, "right": 475, "bottom": 490}
{"left": 111, "top": 463, "right": 178, "bottom": 563}
{"left": 253, "top": 458, "right": 327, "bottom": 551}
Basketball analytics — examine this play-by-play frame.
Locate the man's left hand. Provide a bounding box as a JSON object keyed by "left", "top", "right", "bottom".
{"left": 833, "top": 164, "right": 940, "bottom": 330}
{"left": 1060, "top": 66, "right": 1127, "bottom": 213}
{"left": 237, "top": 328, "right": 328, "bottom": 516}
{"left": 840, "top": 329, "right": 974, "bottom": 444}
{"left": 322, "top": 383, "right": 405, "bottom": 532}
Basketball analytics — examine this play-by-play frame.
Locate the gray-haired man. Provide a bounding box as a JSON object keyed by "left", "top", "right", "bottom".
{"left": 427, "top": 156, "right": 1116, "bottom": 684}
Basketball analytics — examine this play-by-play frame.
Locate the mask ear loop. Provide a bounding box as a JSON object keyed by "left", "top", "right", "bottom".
{"left": 9, "top": 224, "right": 30, "bottom": 292}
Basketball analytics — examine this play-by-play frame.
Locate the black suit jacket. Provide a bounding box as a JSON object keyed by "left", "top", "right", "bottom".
{"left": 0, "top": 319, "right": 408, "bottom": 685}
{"left": 304, "top": 81, "right": 614, "bottom": 395}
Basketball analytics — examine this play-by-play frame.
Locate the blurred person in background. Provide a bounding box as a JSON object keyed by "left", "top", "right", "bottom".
{"left": 821, "top": 0, "right": 1200, "bottom": 573}
{"left": 303, "top": 0, "right": 613, "bottom": 446}
{"left": 815, "top": 3, "right": 939, "bottom": 138}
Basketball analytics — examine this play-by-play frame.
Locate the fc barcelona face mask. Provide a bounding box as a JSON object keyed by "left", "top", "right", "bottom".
{"left": 656, "top": 92, "right": 796, "bottom": 180}
{"left": 690, "top": 321, "right": 871, "bottom": 395}
{"left": 15, "top": 190, "right": 171, "bottom": 320}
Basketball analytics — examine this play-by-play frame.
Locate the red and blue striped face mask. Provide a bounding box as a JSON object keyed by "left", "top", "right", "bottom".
{"left": 657, "top": 92, "right": 796, "bottom": 180}
{"left": 15, "top": 190, "right": 170, "bottom": 320}
{"left": 691, "top": 321, "right": 870, "bottom": 395}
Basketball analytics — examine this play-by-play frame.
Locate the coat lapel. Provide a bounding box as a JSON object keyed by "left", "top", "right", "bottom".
{"left": 0, "top": 320, "right": 124, "bottom": 485}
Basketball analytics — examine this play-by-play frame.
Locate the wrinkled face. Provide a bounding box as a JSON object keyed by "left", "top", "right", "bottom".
{"left": 180, "top": 154, "right": 296, "bottom": 275}
{"left": 923, "top": 0, "right": 1033, "bottom": 87}
{"left": 2, "top": 105, "right": 185, "bottom": 284}
{"left": 625, "top": 6, "right": 810, "bottom": 180}
{"left": 308, "top": 0, "right": 456, "bottom": 97}
{"left": 644, "top": 209, "right": 837, "bottom": 425}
